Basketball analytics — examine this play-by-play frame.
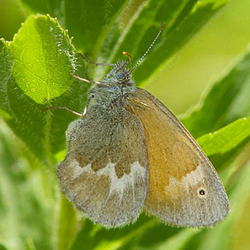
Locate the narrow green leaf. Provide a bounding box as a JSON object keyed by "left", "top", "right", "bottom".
{"left": 154, "top": 229, "right": 200, "bottom": 250}
{"left": 57, "top": 196, "right": 78, "bottom": 250}
{"left": 70, "top": 215, "right": 184, "bottom": 250}
{"left": 64, "top": 0, "right": 129, "bottom": 55}
{"left": 96, "top": 0, "right": 230, "bottom": 83}
{"left": 0, "top": 245, "right": 8, "bottom": 250}
{"left": 182, "top": 44, "right": 250, "bottom": 138}
{"left": 198, "top": 116, "right": 250, "bottom": 156}
{"left": 197, "top": 117, "right": 250, "bottom": 172}
{"left": 19, "top": 0, "right": 63, "bottom": 19}
{"left": 0, "top": 121, "right": 56, "bottom": 250}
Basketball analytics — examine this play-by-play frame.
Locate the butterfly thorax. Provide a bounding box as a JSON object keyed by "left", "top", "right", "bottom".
{"left": 87, "top": 60, "right": 136, "bottom": 110}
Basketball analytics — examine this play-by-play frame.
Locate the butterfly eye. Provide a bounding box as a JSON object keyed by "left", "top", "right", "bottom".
{"left": 116, "top": 71, "right": 124, "bottom": 80}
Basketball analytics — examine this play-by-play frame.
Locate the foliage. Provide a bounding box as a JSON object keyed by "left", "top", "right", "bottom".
{"left": 0, "top": 0, "right": 250, "bottom": 250}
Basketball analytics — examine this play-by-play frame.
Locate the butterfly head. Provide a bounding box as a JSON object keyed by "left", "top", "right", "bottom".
{"left": 102, "top": 60, "right": 134, "bottom": 87}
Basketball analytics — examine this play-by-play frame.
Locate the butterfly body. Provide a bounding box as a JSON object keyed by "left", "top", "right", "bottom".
{"left": 56, "top": 60, "right": 229, "bottom": 228}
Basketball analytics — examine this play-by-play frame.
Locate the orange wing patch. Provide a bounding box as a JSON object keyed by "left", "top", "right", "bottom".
{"left": 127, "top": 88, "right": 229, "bottom": 227}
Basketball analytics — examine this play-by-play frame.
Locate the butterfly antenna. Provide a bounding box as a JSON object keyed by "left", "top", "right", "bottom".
{"left": 122, "top": 52, "right": 133, "bottom": 69}
{"left": 131, "top": 23, "right": 165, "bottom": 72}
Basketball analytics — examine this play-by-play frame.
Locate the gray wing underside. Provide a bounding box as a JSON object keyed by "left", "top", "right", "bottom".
{"left": 57, "top": 105, "right": 149, "bottom": 227}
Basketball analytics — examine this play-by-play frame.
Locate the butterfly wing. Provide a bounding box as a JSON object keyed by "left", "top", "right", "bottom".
{"left": 57, "top": 104, "right": 149, "bottom": 228}
{"left": 127, "top": 88, "right": 229, "bottom": 227}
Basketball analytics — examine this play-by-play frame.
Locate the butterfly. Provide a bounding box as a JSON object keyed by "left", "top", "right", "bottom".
{"left": 48, "top": 24, "right": 229, "bottom": 228}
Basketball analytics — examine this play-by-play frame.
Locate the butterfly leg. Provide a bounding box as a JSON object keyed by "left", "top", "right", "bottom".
{"left": 41, "top": 106, "right": 84, "bottom": 117}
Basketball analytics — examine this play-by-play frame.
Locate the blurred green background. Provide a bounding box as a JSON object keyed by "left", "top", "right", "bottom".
{"left": 0, "top": 0, "right": 250, "bottom": 250}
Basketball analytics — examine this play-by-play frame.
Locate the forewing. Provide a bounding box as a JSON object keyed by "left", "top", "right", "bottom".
{"left": 127, "top": 88, "right": 229, "bottom": 227}
{"left": 57, "top": 105, "right": 149, "bottom": 228}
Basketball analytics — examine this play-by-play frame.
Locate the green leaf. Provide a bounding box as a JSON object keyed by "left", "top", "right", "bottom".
{"left": 181, "top": 45, "right": 250, "bottom": 139}
{"left": 10, "top": 15, "right": 76, "bottom": 104}
{"left": 0, "top": 121, "right": 56, "bottom": 250}
{"left": 20, "top": 0, "right": 63, "bottom": 18}
{"left": 70, "top": 216, "right": 187, "bottom": 250}
{"left": 198, "top": 116, "right": 250, "bottom": 156}
{"left": 64, "top": 0, "right": 128, "bottom": 55}
{"left": 57, "top": 196, "right": 78, "bottom": 250}
{"left": 0, "top": 245, "right": 8, "bottom": 250}
{"left": 197, "top": 116, "right": 250, "bottom": 172}
{"left": 0, "top": 15, "right": 88, "bottom": 165}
